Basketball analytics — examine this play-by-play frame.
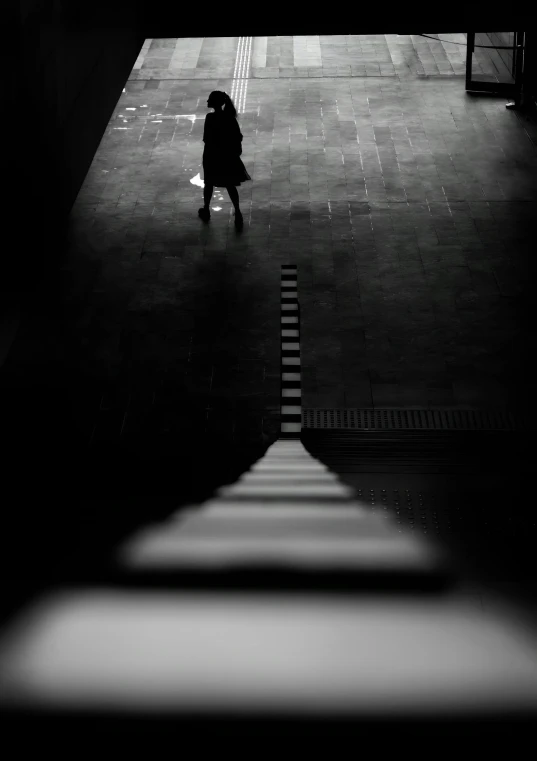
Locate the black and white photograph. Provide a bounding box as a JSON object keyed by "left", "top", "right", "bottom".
{"left": 0, "top": 1, "right": 536, "bottom": 752}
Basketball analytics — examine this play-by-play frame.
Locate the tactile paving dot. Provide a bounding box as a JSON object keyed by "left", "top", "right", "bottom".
{"left": 349, "top": 484, "right": 457, "bottom": 539}
{"left": 338, "top": 474, "right": 537, "bottom": 547}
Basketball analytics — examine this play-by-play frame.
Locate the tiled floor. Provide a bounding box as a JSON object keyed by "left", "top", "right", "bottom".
{"left": 131, "top": 34, "right": 500, "bottom": 80}
{"left": 2, "top": 35, "right": 537, "bottom": 455}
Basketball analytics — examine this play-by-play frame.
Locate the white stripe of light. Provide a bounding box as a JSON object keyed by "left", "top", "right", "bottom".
{"left": 238, "top": 37, "right": 247, "bottom": 110}
{"left": 282, "top": 357, "right": 300, "bottom": 365}
{"left": 231, "top": 37, "right": 245, "bottom": 101}
{"left": 230, "top": 36, "right": 252, "bottom": 115}
{"left": 240, "top": 37, "right": 252, "bottom": 114}
{"left": 281, "top": 422, "right": 302, "bottom": 432}
{"left": 237, "top": 37, "right": 247, "bottom": 109}
{"left": 232, "top": 37, "right": 246, "bottom": 108}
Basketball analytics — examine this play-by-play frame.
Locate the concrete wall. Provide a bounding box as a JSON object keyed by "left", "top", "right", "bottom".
{"left": 7, "top": 1, "right": 144, "bottom": 288}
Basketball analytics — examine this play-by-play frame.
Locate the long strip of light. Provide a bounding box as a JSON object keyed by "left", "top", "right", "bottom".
{"left": 231, "top": 36, "right": 246, "bottom": 102}
{"left": 231, "top": 36, "right": 244, "bottom": 98}
{"left": 239, "top": 36, "right": 253, "bottom": 114}
{"left": 238, "top": 36, "right": 248, "bottom": 111}
{"left": 231, "top": 36, "right": 252, "bottom": 114}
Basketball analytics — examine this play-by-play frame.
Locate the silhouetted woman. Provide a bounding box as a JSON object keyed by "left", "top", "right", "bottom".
{"left": 198, "top": 91, "right": 251, "bottom": 229}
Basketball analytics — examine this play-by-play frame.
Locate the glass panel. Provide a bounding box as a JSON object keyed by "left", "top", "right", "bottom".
{"left": 469, "top": 32, "right": 516, "bottom": 86}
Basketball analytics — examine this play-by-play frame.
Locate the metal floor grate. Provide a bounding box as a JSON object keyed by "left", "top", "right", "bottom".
{"left": 302, "top": 408, "right": 522, "bottom": 431}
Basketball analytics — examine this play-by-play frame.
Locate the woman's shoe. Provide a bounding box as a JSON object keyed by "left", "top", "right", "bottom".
{"left": 234, "top": 210, "right": 243, "bottom": 229}
{"left": 198, "top": 207, "right": 210, "bottom": 222}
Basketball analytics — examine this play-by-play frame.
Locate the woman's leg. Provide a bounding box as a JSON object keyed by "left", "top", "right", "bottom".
{"left": 226, "top": 185, "right": 240, "bottom": 212}
{"left": 203, "top": 183, "right": 214, "bottom": 209}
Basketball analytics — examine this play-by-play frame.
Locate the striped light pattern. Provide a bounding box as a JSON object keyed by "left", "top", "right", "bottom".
{"left": 280, "top": 265, "right": 301, "bottom": 438}
{"left": 4, "top": 442, "right": 537, "bottom": 723}
{"left": 118, "top": 438, "right": 447, "bottom": 584}
{"left": 230, "top": 36, "right": 252, "bottom": 114}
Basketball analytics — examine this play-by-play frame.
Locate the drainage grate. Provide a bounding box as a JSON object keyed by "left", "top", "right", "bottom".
{"left": 302, "top": 408, "right": 522, "bottom": 431}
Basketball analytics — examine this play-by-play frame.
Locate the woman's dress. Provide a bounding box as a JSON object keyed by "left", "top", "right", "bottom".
{"left": 202, "top": 111, "right": 252, "bottom": 188}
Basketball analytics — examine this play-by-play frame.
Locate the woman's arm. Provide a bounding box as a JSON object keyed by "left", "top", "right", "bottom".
{"left": 233, "top": 119, "right": 243, "bottom": 154}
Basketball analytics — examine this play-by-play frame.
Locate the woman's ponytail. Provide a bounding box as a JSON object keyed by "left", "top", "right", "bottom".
{"left": 223, "top": 92, "right": 238, "bottom": 119}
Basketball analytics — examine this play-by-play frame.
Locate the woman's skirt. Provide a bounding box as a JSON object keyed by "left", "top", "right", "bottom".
{"left": 202, "top": 149, "right": 252, "bottom": 187}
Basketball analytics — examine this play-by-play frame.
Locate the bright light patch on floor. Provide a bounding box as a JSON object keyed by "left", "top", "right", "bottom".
{"left": 190, "top": 173, "right": 204, "bottom": 188}
{"left": 3, "top": 592, "right": 537, "bottom": 714}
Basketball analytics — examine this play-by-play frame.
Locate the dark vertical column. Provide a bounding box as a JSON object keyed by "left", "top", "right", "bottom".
{"left": 0, "top": 0, "right": 145, "bottom": 593}
{"left": 5, "top": 1, "right": 145, "bottom": 291}
{"left": 465, "top": 32, "right": 475, "bottom": 91}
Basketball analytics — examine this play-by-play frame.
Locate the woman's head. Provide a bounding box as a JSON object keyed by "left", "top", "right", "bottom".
{"left": 207, "top": 91, "right": 238, "bottom": 118}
